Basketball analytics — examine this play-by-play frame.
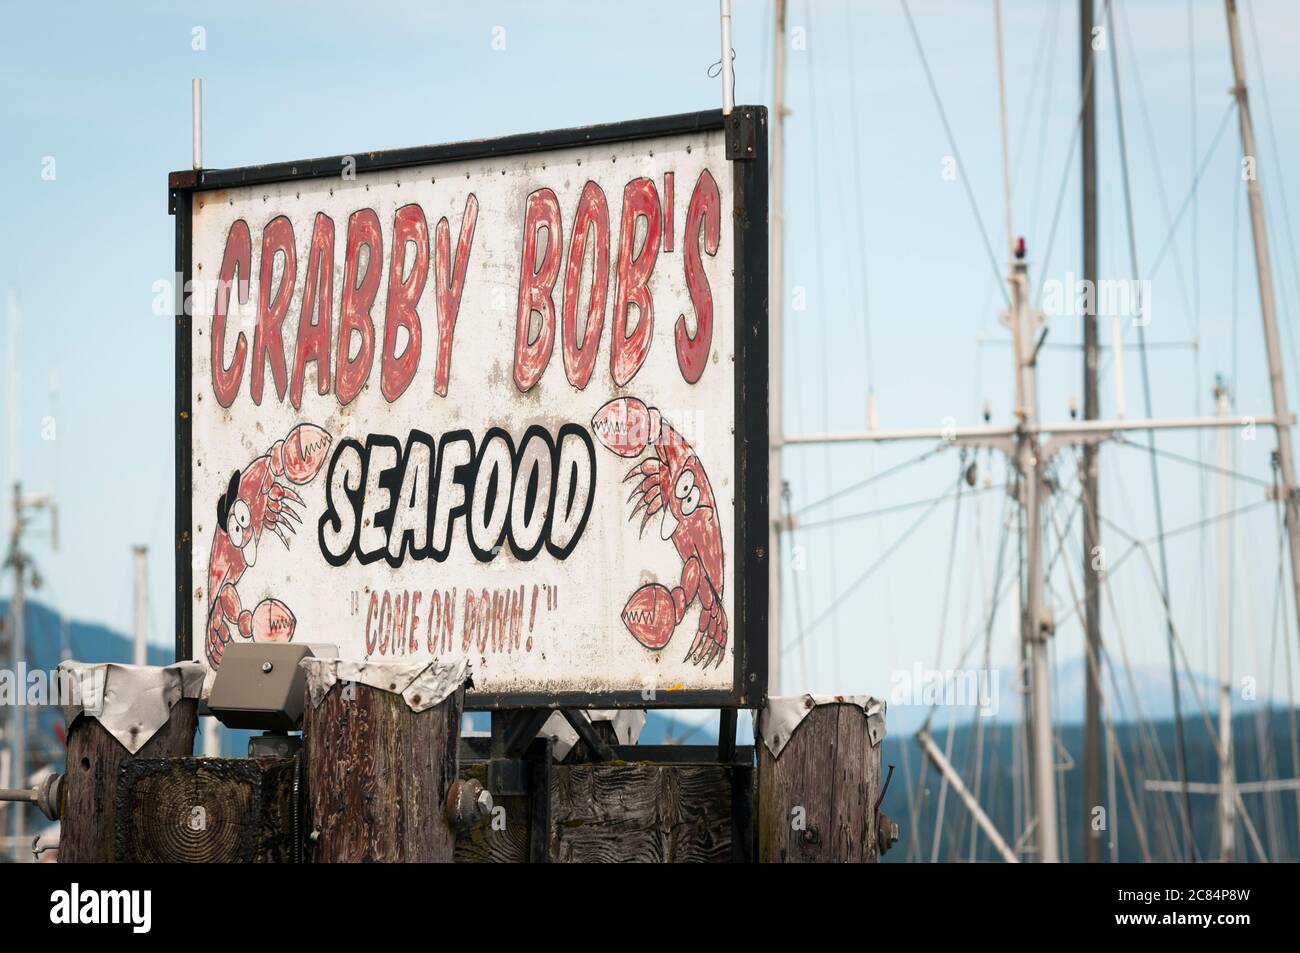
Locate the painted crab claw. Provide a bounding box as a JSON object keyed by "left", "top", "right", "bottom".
{"left": 251, "top": 598, "right": 296, "bottom": 643}
{"left": 271, "top": 424, "right": 332, "bottom": 484}
{"left": 591, "top": 398, "right": 657, "bottom": 458}
{"left": 621, "top": 583, "right": 677, "bottom": 649}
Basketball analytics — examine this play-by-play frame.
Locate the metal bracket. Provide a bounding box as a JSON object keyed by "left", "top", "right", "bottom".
{"left": 559, "top": 709, "right": 618, "bottom": 762}
{"left": 952, "top": 434, "right": 1016, "bottom": 457}
{"left": 528, "top": 737, "right": 553, "bottom": 864}
{"left": 1041, "top": 429, "right": 1111, "bottom": 465}
{"left": 725, "top": 107, "right": 759, "bottom": 160}
{"left": 717, "top": 708, "right": 737, "bottom": 763}
{"left": 168, "top": 170, "right": 198, "bottom": 216}
{"left": 488, "top": 708, "right": 553, "bottom": 795}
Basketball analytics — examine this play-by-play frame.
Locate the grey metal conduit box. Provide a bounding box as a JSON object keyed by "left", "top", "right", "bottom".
{"left": 208, "top": 643, "right": 334, "bottom": 732}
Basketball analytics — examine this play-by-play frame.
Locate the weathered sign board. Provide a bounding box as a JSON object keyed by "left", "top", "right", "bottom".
{"left": 170, "top": 109, "right": 768, "bottom": 708}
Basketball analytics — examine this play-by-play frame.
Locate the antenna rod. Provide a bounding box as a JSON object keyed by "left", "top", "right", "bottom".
{"left": 192, "top": 78, "right": 202, "bottom": 170}
{"left": 7, "top": 482, "right": 25, "bottom": 862}
{"left": 133, "top": 545, "right": 148, "bottom": 666}
{"left": 719, "top": 0, "right": 734, "bottom": 115}
{"left": 1223, "top": 0, "right": 1300, "bottom": 665}
{"left": 768, "top": 0, "right": 786, "bottom": 694}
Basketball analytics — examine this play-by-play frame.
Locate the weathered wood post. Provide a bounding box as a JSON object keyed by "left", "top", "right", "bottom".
{"left": 302, "top": 659, "right": 469, "bottom": 862}
{"left": 757, "top": 695, "right": 887, "bottom": 863}
{"left": 57, "top": 662, "right": 204, "bottom": 863}
{"left": 115, "top": 757, "right": 298, "bottom": 862}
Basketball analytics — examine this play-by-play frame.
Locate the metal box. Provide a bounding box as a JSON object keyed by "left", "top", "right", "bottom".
{"left": 208, "top": 643, "right": 320, "bottom": 732}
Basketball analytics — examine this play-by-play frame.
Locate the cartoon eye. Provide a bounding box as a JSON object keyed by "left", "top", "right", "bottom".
{"left": 683, "top": 487, "right": 701, "bottom": 515}
{"left": 675, "top": 470, "right": 700, "bottom": 516}
{"left": 228, "top": 499, "right": 252, "bottom": 547}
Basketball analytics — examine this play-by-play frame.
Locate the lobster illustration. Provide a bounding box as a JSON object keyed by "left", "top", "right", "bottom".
{"left": 591, "top": 397, "right": 727, "bottom": 667}
{"left": 204, "top": 423, "right": 332, "bottom": 667}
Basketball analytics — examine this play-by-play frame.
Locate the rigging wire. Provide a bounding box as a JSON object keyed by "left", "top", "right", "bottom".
{"left": 793, "top": 443, "right": 949, "bottom": 517}
{"left": 842, "top": 0, "right": 876, "bottom": 394}
{"left": 787, "top": 471, "right": 962, "bottom": 651}
{"left": 1105, "top": 0, "right": 1197, "bottom": 862}
{"left": 803, "top": 3, "right": 842, "bottom": 681}
{"left": 1185, "top": 2, "right": 1211, "bottom": 664}
{"left": 796, "top": 481, "right": 1001, "bottom": 532}
{"left": 781, "top": 0, "right": 816, "bottom": 682}
{"left": 898, "top": 0, "right": 1010, "bottom": 307}
{"left": 1011, "top": 0, "right": 1061, "bottom": 217}
{"left": 951, "top": 455, "right": 997, "bottom": 860}
{"left": 993, "top": 0, "right": 1014, "bottom": 258}
{"left": 1098, "top": 499, "right": 1272, "bottom": 553}
{"left": 1030, "top": 0, "right": 1111, "bottom": 307}
{"left": 1244, "top": 0, "right": 1300, "bottom": 388}
{"left": 960, "top": 460, "right": 1019, "bottom": 859}
{"left": 1047, "top": 483, "right": 1157, "bottom": 859}
{"left": 1144, "top": 101, "right": 1236, "bottom": 281}
{"left": 1114, "top": 0, "right": 1195, "bottom": 336}
{"left": 1110, "top": 433, "right": 1274, "bottom": 489}
{"left": 1087, "top": 448, "right": 1199, "bottom": 859}
{"left": 1271, "top": 456, "right": 1300, "bottom": 850}
{"left": 781, "top": 481, "right": 812, "bottom": 690}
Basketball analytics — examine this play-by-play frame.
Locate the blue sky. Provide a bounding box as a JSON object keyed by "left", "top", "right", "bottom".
{"left": 4, "top": 0, "right": 1300, "bottom": 720}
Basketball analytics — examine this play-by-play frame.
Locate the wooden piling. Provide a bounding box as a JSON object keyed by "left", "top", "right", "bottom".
{"left": 304, "top": 677, "right": 464, "bottom": 863}
{"left": 58, "top": 699, "right": 199, "bottom": 863}
{"left": 757, "top": 698, "right": 884, "bottom": 863}
{"left": 115, "top": 756, "right": 298, "bottom": 862}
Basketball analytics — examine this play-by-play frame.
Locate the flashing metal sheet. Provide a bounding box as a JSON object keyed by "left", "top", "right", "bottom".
{"left": 57, "top": 661, "right": 205, "bottom": 754}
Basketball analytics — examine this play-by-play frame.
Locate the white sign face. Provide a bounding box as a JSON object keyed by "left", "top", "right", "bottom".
{"left": 185, "top": 119, "right": 759, "bottom": 703}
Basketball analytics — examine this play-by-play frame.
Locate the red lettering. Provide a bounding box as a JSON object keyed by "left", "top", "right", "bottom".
{"left": 380, "top": 204, "right": 428, "bottom": 403}
{"left": 410, "top": 591, "right": 423, "bottom": 654}
{"left": 441, "top": 588, "right": 456, "bottom": 653}
{"left": 211, "top": 220, "right": 251, "bottom": 408}
{"left": 365, "top": 591, "right": 379, "bottom": 655}
{"left": 675, "top": 169, "right": 720, "bottom": 384}
{"left": 336, "top": 208, "right": 382, "bottom": 406}
{"left": 426, "top": 592, "right": 439, "bottom": 654}
{"left": 611, "top": 177, "right": 661, "bottom": 386}
{"left": 462, "top": 590, "right": 476, "bottom": 652}
{"left": 477, "top": 588, "right": 491, "bottom": 653}
{"left": 290, "top": 213, "right": 335, "bottom": 408}
{"left": 378, "top": 590, "right": 392, "bottom": 654}
{"left": 391, "top": 590, "right": 409, "bottom": 655}
{"left": 433, "top": 194, "right": 478, "bottom": 397}
{"left": 663, "top": 172, "right": 674, "bottom": 253}
{"left": 513, "top": 189, "right": 562, "bottom": 392}
{"left": 561, "top": 182, "right": 610, "bottom": 390}
{"left": 251, "top": 215, "right": 296, "bottom": 405}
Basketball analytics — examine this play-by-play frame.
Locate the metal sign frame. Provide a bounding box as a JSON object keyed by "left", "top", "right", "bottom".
{"left": 168, "top": 107, "right": 768, "bottom": 710}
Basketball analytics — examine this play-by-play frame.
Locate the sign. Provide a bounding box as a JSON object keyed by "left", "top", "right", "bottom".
{"left": 171, "top": 109, "right": 767, "bottom": 707}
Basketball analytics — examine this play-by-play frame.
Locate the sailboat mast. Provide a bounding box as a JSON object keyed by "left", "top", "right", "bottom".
{"left": 1080, "top": 0, "right": 1104, "bottom": 866}
{"left": 1214, "top": 379, "right": 1237, "bottom": 861}
{"left": 1223, "top": 0, "right": 1300, "bottom": 663}
{"left": 1011, "top": 247, "right": 1060, "bottom": 863}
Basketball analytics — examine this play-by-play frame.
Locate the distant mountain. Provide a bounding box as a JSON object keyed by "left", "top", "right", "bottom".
{"left": 880, "top": 709, "right": 1300, "bottom": 863}
{"left": 0, "top": 598, "right": 220, "bottom": 768}
{"left": 885, "top": 655, "right": 1273, "bottom": 736}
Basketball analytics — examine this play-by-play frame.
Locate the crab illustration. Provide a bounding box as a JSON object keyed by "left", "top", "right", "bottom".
{"left": 591, "top": 397, "right": 727, "bottom": 667}
{"left": 204, "top": 423, "right": 332, "bottom": 667}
